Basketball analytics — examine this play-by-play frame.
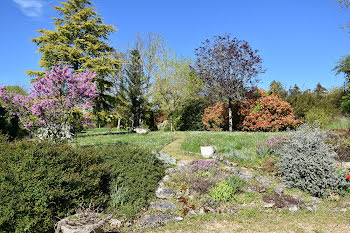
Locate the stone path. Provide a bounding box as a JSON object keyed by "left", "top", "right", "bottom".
{"left": 160, "top": 134, "right": 201, "bottom": 164}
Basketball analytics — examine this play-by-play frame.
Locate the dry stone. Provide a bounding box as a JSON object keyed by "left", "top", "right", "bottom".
{"left": 155, "top": 187, "right": 176, "bottom": 199}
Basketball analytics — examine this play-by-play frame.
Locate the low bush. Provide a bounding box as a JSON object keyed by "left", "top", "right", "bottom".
{"left": 0, "top": 141, "right": 110, "bottom": 233}
{"left": 97, "top": 144, "right": 165, "bottom": 218}
{"left": 241, "top": 93, "right": 301, "bottom": 131}
{"left": 210, "top": 174, "right": 245, "bottom": 202}
{"left": 277, "top": 124, "right": 348, "bottom": 197}
{"left": 202, "top": 102, "right": 228, "bottom": 131}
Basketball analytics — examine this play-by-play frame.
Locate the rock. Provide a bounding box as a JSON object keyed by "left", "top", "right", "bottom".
{"left": 287, "top": 205, "right": 298, "bottom": 212}
{"left": 162, "top": 175, "right": 171, "bottom": 182}
{"left": 305, "top": 205, "right": 319, "bottom": 212}
{"left": 262, "top": 202, "right": 275, "bottom": 208}
{"left": 223, "top": 160, "right": 238, "bottom": 167}
{"left": 199, "top": 207, "right": 205, "bottom": 215}
{"left": 310, "top": 196, "right": 322, "bottom": 204}
{"left": 256, "top": 176, "right": 272, "bottom": 186}
{"left": 291, "top": 194, "right": 302, "bottom": 201}
{"left": 177, "top": 163, "right": 188, "bottom": 173}
{"left": 165, "top": 167, "right": 177, "bottom": 175}
{"left": 150, "top": 200, "right": 178, "bottom": 211}
{"left": 185, "top": 210, "right": 197, "bottom": 217}
{"left": 56, "top": 211, "right": 110, "bottom": 233}
{"left": 274, "top": 187, "right": 284, "bottom": 195}
{"left": 134, "top": 128, "right": 150, "bottom": 134}
{"left": 239, "top": 171, "right": 254, "bottom": 181}
{"left": 155, "top": 187, "right": 176, "bottom": 199}
{"left": 60, "top": 225, "right": 103, "bottom": 233}
{"left": 109, "top": 219, "right": 123, "bottom": 229}
{"left": 223, "top": 166, "right": 239, "bottom": 173}
{"left": 139, "top": 213, "right": 183, "bottom": 228}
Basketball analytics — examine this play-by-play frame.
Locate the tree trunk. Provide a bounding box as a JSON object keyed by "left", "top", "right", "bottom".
{"left": 170, "top": 113, "right": 174, "bottom": 132}
{"left": 228, "top": 98, "right": 233, "bottom": 132}
{"left": 117, "top": 118, "right": 121, "bottom": 130}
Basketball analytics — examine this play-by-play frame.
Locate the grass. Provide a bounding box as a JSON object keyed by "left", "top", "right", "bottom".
{"left": 181, "top": 131, "right": 282, "bottom": 154}
{"left": 74, "top": 131, "right": 176, "bottom": 152}
{"left": 180, "top": 131, "right": 284, "bottom": 167}
{"left": 324, "top": 116, "right": 350, "bottom": 130}
{"left": 76, "top": 127, "right": 127, "bottom": 136}
{"left": 148, "top": 208, "right": 350, "bottom": 233}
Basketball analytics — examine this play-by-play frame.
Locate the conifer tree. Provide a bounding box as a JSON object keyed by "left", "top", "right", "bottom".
{"left": 125, "top": 49, "right": 146, "bottom": 128}
{"left": 27, "top": 0, "right": 119, "bottom": 124}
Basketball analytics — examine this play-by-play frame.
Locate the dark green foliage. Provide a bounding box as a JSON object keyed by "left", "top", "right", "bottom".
{"left": 277, "top": 124, "right": 348, "bottom": 197}
{"left": 125, "top": 49, "right": 147, "bottom": 128}
{"left": 0, "top": 141, "right": 110, "bottom": 232}
{"left": 0, "top": 107, "right": 26, "bottom": 140}
{"left": 269, "top": 80, "right": 287, "bottom": 99}
{"left": 286, "top": 84, "right": 342, "bottom": 121}
{"left": 97, "top": 144, "right": 165, "bottom": 218}
{"left": 174, "top": 98, "right": 209, "bottom": 131}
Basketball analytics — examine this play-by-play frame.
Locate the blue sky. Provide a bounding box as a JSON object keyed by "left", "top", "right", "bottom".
{"left": 0, "top": 0, "right": 349, "bottom": 91}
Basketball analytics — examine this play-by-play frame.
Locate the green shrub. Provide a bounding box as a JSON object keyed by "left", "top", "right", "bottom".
{"left": 210, "top": 174, "right": 245, "bottom": 202}
{"left": 174, "top": 98, "right": 208, "bottom": 131}
{"left": 0, "top": 107, "right": 27, "bottom": 140}
{"left": 97, "top": 144, "right": 165, "bottom": 218}
{"left": 304, "top": 107, "right": 333, "bottom": 127}
{"left": 277, "top": 124, "right": 348, "bottom": 197}
{"left": 0, "top": 141, "right": 110, "bottom": 233}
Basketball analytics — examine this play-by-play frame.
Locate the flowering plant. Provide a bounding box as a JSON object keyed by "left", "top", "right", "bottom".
{"left": 0, "top": 65, "right": 98, "bottom": 140}
{"left": 346, "top": 174, "right": 350, "bottom": 181}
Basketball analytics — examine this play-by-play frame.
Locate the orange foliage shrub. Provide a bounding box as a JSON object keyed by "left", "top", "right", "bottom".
{"left": 241, "top": 93, "right": 301, "bottom": 131}
{"left": 202, "top": 102, "right": 228, "bottom": 131}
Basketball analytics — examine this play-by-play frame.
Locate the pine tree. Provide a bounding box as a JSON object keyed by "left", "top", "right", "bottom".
{"left": 27, "top": 0, "right": 120, "bottom": 125}
{"left": 125, "top": 49, "right": 147, "bottom": 128}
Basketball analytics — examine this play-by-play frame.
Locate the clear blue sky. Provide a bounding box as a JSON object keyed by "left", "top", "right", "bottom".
{"left": 0, "top": 0, "right": 349, "bottom": 91}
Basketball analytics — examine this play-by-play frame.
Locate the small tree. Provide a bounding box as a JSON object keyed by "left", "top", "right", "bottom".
{"left": 152, "top": 49, "right": 198, "bottom": 131}
{"left": 194, "top": 34, "right": 265, "bottom": 131}
{"left": 0, "top": 65, "right": 98, "bottom": 140}
{"left": 27, "top": 0, "right": 120, "bottom": 126}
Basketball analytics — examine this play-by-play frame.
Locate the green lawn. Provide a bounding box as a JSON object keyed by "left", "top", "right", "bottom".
{"left": 76, "top": 127, "right": 128, "bottom": 137}
{"left": 74, "top": 131, "right": 176, "bottom": 152}
{"left": 181, "top": 131, "right": 282, "bottom": 154}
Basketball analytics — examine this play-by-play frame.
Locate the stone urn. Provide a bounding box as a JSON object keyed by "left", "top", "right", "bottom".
{"left": 200, "top": 146, "right": 214, "bottom": 158}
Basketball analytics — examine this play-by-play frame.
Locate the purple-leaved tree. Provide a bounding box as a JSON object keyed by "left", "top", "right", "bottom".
{"left": 194, "top": 34, "right": 265, "bottom": 131}
{"left": 0, "top": 65, "right": 98, "bottom": 140}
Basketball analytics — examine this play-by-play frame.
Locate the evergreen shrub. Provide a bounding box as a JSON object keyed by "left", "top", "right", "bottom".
{"left": 98, "top": 144, "right": 165, "bottom": 218}
{"left": 277, "top": 124, "right": 348, "bottom": 197}
{"left": 0, "top": 141, "right": 110, "bottom": 233}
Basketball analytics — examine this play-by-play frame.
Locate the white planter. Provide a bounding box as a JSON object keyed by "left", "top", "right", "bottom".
{"left": 200, "top": 146, "right": 214, "bottom": 158}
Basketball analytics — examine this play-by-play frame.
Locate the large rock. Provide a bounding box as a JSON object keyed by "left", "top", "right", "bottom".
{"left": 55, "top": 211, "right": 110, "bottom": 233}
{"left": 139, "top": 213, "right": 183, "bottom": 228}
{"left": 150, "top": 200, "right": 178, "bottom": 211}
{"left": 155, "top": 187, "right": 176, "bottom": 199}
{"left": 134, "top": 128, "right": 150, "bottom": 134}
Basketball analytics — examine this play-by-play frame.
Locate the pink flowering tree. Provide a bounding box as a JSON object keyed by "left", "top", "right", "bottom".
{"left": 0, "top": 65, "right": 98, "bottom": 140}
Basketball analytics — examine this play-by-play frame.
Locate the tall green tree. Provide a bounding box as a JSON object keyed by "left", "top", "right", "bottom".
{"left": 269, "top": 80, "right": 287, "bottom": 99}
{"left": 152, "top": 47, "right": 201, "bottom": 131}
{"left": 27, "top": 0, "right": 120, "bottom": 125}
{"left": 125, "top": 49, "right": 147, "bottom": 128}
